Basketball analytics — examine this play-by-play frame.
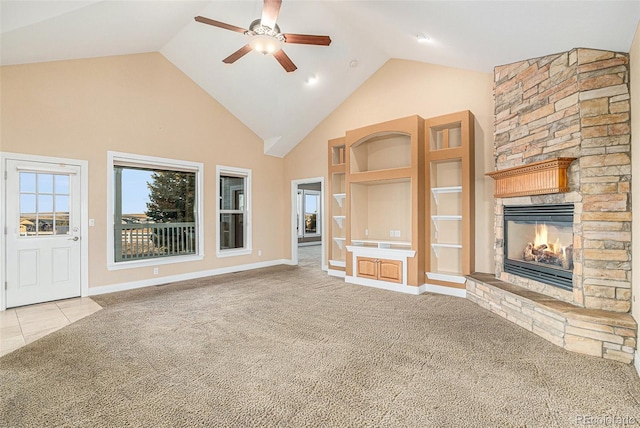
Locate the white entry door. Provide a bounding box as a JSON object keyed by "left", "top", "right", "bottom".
{"left": 5, "top": 159, "right": 82, "bottom": 308}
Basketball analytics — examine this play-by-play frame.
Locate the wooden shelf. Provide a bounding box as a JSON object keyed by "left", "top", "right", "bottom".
{"left": 486, "top": 157, "right": 576, "bottom": 198}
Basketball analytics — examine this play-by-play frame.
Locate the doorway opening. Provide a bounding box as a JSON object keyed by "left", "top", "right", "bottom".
{"left": 290, "top": 178, "right": 324, "bottom": 270}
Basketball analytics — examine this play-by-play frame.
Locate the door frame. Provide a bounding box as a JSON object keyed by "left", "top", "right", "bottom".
{"left": 1, "top": 152, "right": 89, "bottom": 311}
{"left": 290, "top": 177, "right": 325, "bottom": 270}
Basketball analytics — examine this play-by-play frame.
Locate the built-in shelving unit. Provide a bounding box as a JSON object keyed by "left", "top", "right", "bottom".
{"left": 328, "top": 137, "right": 347, "bottom": 277}
{"left": 344, "top": 115, "right": 424, "bottom": 288}
{"left": 425, "top": 111, "right": 475, "bottom": 289}
{"left": 326, "top": 110, "right": 474, "bottom": 294}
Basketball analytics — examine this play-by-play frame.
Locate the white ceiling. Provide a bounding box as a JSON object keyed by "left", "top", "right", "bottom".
{"left": 2, "top": 1, "right": 640, "bottom": 157}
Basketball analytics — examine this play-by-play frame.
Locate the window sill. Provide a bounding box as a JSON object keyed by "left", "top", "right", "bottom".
{"left": 217, "top": 248, "right": 252, "bottom": 258}
{"left": 107, "top": 254, "right": 204, "bottom": 271}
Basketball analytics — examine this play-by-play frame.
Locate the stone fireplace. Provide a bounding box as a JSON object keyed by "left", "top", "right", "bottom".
{"left": 466, "top": 48, "right": 637, "bottom": 363}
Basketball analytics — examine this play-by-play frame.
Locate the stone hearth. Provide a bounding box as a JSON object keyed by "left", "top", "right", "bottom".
{"left": 468, "top": 48, "right": 636, "bottom": 363}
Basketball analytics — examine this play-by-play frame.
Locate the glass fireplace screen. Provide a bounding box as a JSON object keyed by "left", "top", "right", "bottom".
{"left": 504, "top": 204, "right": 574, "bottom": 290}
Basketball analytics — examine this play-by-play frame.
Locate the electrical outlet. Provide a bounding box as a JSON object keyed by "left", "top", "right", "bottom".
{"left": 153, "top": 268, "right": 159, "bottom": 275}
{"left": 89, "top": 219, "right": 95, "bottom": 227}
{"left": 395, "top": 230, "right": 401, "bottom": 238}
{"left": 390, "top": 230, "right": 395, "bottom": 237}
{"left": 258, "top": 250, "right": 262, "bottom": 256}
{"left": 365, "top": 229, "right": 368, "bottom": 236}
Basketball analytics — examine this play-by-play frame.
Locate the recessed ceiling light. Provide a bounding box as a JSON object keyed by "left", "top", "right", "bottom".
{"left": 349, "top": 60, "right": 359, "bottom": 68}
{"left": 306, "top": 75, "right": 318, "bottom": 85}
{"left": 416, "top": 33, "right": 431, "bottom": 43}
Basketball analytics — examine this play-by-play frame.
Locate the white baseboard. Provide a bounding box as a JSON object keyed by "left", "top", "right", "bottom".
{"left": 342, "top": 275, "right": 467, "bottom": 298}
{"left": 89, "top": 259, "right": 290, "bottom": 296}
{"left": 327, "top": 269, "right": 345, "bottom": 278}
{"left": 345, "top": 275, "right": 423, "bottom": 295}
{"left": 635, "top": 350, "right": 640, "bottom": 377}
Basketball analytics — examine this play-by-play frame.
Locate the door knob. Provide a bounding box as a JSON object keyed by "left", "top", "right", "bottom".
{"left": 68, "top": 236, "right": 79, "bottom": 241}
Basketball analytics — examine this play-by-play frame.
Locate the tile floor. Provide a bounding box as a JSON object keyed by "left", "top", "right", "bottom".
{"left": 0, "top": 297, "right": 102, "bottom": 357}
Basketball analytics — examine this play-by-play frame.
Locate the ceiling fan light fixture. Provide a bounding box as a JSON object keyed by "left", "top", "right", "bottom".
{"left": 249, "top": 34, "right": 282, "bottom": 54}
{"left": 416, "top": 33, "right": 431, "bottom": 43}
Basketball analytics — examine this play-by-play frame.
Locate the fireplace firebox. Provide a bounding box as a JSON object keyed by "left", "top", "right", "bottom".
{"left": 503, "top": 204, "right": 574, "bottom": 291}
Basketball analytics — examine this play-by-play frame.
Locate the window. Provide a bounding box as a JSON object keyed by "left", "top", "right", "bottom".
{"left": 217, "top": 166, "right": 251, "bottom": 257}
{"left": 19, "top": 173, "right": 70, "bottom": 236}
{"left": 107, "top": 152, "right": 204, "bottom": 269}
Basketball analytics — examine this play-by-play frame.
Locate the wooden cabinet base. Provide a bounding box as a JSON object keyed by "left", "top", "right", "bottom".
{"left": 356, "top": 257, "right": 402, "bottom": 284}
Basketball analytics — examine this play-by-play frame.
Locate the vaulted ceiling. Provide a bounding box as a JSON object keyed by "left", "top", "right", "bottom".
{"left": 2, "top": 1, "right": 639, "bottom": 157}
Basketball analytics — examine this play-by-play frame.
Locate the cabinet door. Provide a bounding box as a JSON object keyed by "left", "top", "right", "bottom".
{"left": 378, "top": 259, "right": 402, "bottom": 283}
{"left": 356, "top": 257, "right": 378, "bottom": 280}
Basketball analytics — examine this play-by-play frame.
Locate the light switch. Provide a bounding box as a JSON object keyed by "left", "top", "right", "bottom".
{"left": 89, "top": 219, "right": 95, "bottom": 227}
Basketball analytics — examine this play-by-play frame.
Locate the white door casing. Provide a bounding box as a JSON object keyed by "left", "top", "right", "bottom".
{"left": 290, "top": 177, "right": 325, "bottom": 269}
{"left": 4, "top": 157, "right": 85, "bottom": 309}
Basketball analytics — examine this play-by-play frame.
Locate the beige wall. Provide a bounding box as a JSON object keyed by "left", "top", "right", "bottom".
{"left": 631, "top": 21, "right": 640, "bottom": 323}
{"left": 283, "top": 59, "right": 495, "bottom": 273}
{"left": 1, "top": 53, "right": 285, "bottom": 288}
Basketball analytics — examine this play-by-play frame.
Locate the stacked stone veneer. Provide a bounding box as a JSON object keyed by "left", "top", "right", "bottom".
{"left": 466, "top": 48, "right": 636, "bottom": 363}
{"left": 493, "top": 48, "right": 631, "bottom": 313}
{"left": 467, "top": 273, "right": 636, "bottom": 363}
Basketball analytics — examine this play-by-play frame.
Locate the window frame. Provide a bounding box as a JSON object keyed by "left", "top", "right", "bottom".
{"left": 216, "top": 165, "right": 252, "bottom": 258}
{"left": 106, "top": 151, "right": 204, "bottom": 270}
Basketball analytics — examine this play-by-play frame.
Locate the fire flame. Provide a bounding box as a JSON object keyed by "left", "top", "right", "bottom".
{"left": 534, "top": 224, "right": 564, "bottom": 253}
{"left": 533, "top": 224, "right": 548, "bottom": 248}
{"left": 523, "top": 223, "right": 573, "bottom": 270}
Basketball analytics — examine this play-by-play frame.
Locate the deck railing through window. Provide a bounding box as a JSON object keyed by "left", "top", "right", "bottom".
{"left": 115, "top": 222, "right": 197, "bottom": 262}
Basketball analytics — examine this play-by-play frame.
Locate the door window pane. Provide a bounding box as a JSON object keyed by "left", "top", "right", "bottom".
{"left": 56, "top": 195, "right": 69, "bottom": 213}
{"left": 19, "top": 172, "right": 71, "bottom": 237}
{"left": 38, "top": 194, "right": 53, "bottom": 212}
{"left": 55, "top": 175, "right": 69, "bottom": 194}
{"left": 37, "top": 174, "right": 53, "bottom": 193}
{"left": 20, "top": 173, "right": 36, "bottom": 193}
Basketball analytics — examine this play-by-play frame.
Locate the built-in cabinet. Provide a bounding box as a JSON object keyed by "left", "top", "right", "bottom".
{"left": 356, "top": 257, "right": 402, "bottom": 283}
{"left": 327, "top": 111, "right": 474, "bottom": 294}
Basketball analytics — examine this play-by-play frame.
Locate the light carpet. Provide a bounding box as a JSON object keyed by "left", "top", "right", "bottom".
{"left": 1, "top": 246, "right": 639, "bottom": 427}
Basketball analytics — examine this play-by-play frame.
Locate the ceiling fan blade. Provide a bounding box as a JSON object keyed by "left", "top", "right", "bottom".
{"left": 261, "top": 0, "right": 282, "bottom": 30}
{"left": 283, "top": 34, "right": 331, "bottom": 46}
{"left": 194, "top": 16, "right": 247, "bottom": 34}
{"left": 273, "top": 50, "right": 297, "bottom": 72}
{"left": 223, "top": 45, "right": 252, "bottom": 64}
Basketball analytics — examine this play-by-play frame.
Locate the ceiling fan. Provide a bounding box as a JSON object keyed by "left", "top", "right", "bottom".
{"left": 194, "top": 0, "right": 331, "bottom": 72}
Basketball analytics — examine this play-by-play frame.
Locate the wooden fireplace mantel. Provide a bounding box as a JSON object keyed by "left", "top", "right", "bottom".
{"left": 486, "top": 157, "right": 576, "bottom": 198}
